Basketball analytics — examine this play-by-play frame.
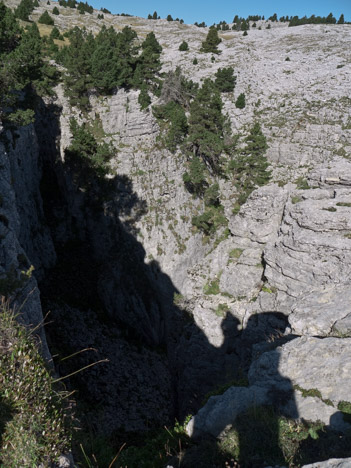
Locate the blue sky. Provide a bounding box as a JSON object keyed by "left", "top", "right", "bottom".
{"left": 90, "top": 0, "right": 351, "bottom": 24}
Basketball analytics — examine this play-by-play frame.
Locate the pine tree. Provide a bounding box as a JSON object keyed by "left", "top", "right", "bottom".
{"left": 137, "top": 32, "right": 162, "bottom": 85}
{"left": 38, "top": 10, "right": 55, "bottom": 25}
{"left": 50, "top": 26, "right": 61, "bottom": 39}
{"left": 15, "top": 0, "right": 34, "bottom": 21}
{"left": 90, "top": 26, "right": 118, "bottom": 92}
{"left": 13, "top": 22, "right": 43, "bottom": 85}
{"left": 138, "top": 84, "right": 151, "bottom": 110}
{"left": 183, "top": 156, "right": 207, "bottom": 195}
{"left": 60, "top": 27, "right": 93, "bottom": 107}
{"left": 240, "top": 19, "right": 249, "bottom": 31}
{"left": 326, "top": 13, "right": 336, "bottom": 24}
{"left": 187, "top": 79, "right": 227, "bottom": 170}
{"left": 229, "top": 122, "right": 271, "bottom": 208}
{"left": 52, "top": 6, "right": 59, "bottom": 14}
{"left": 90, "top": 26, "right": 138, "bottom": 93}
{"left": 162, "top": 102, "right": 188, "bottom": 152}
{"left": 200, "top": 27, "right": 221, "bottom": 54}
{"left": 0, "top": 4, "right": 22, "bottom": 115}
{"left": 65, "top": 119, "right": 112, "bottom": 179}
{"left": 215, "top": 67, "right": 236, "bottom": 92}
{"left": 0, "top": 3, "right": 21, "bottom": 55}
{"left": 337, "top": 14, "right": 345, "bottom": 24}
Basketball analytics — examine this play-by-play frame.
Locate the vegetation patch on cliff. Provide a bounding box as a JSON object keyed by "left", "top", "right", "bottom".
{"left": 0, "top": 299, "right": 71, "bottom": 466}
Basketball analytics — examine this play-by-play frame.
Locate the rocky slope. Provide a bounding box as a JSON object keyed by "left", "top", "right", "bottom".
{"left": 1, "top": 1, "right": 351, "bottom": 466}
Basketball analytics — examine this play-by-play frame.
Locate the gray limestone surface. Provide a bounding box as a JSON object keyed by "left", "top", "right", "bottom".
{"left": 302, "top": 460, "right": 351, "bottom": 468}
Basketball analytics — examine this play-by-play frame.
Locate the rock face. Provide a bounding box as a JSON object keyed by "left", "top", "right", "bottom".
{"left": 186, "top": 385, "right": 270, "bottom": 438}
{"left": 263, "top": 158, "right": 351, "bottom": 337}
{"left": 94, "top": 89, "right": 158, "bottom": 144}
{"left": 302, "top": 459, "right": 351, "bottom": 468}
{"left": 187, "top": 336, "right": 351, "bottom": 437}
{"left": 0, "top": 127, "right": 55, "bottom": 359}
{"left": 249, "top": 337, "right": 351, "bottom": 430}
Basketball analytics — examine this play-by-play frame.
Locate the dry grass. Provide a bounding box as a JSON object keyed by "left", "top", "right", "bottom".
{"left": 220, "top": 33, "right": 237, "bottom": 41}
{"left": 37, "top": 22, "right": 54, "bottom": 36}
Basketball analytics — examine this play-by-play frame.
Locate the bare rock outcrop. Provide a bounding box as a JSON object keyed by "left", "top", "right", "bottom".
{"left": 262, "top": 158, "right": 351, "bottom": 335}
{"left": 302, "top": 459, "right": 351, "bottom": 468}
{"left": 187, "top": 336, "right": 351, "bottom": 438}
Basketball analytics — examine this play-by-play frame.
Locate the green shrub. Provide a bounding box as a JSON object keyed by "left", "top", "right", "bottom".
{"left": 215, "top": 67, "right": 236, "bottom": 93}
{"left": 173, "top": 292, "right": 184, "bottom": 306}
{"left": 235, "top": 93, "right": 246, "bottom": 109}
{"left": 138, "top": 84, "right": 151, "bottom": 110}
{"left": 179, "top": 40, "right": 189, "bottom": 51}
{"left": 65, "top": 118, "right": 114, "bottom": 179}
{"left": 201, "top": 27, "right": 221, "bottom": 54}
{"left": 295, "top": 176, "right": 309, "bottom": 189}
{"left": 50, "top": 26, "right": 61, "bottom": 39}
{"left": 228, "top": 122, "right": 270, "bottom": 210}
{"left": 338, "top": 401, "right": 351, "bottom": 423}
{"left": 183, "top": 156, "right": 207, "bottom": 196}
{"left": 192, "top": 205, "right": 227, "bottom": 235}
{"left": 215, "top": 303, "right": 229, "bottom": 317}
{"left": 187, "top": 78, "right": 229, "bottom": 172}
{"left": 193, "top": 57, "right": 198, "bottom": 65}
{"left": 154, "top": 100, "right": 188, "bottom": 152}
{"left": 38, "top": 10, "right": 54, "bottom": 25}
{"left": 52, "top": 6, "right": 59, "bottom": 14}
{"left": 204, "top": 183, "right": 220, "bottom": 207}
{"left": 203, "top": 277, "right": 220, "bottom": 295}
{"left": 15, "top": 0, "right": 35, "bottom": 21}
{"left": 6, "top": 109, "right": 35, "bottom": 126}
{"left": 336, "top": 202, "right": 351, "bottom": 207}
